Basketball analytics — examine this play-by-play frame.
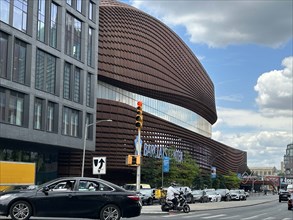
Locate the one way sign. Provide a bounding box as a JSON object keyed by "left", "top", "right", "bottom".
{"left": 93, "top": 157, "right": 106, "bottom": 175}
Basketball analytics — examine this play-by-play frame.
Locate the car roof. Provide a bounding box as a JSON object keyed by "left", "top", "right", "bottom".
{"left": 40, "top": 177, "right": 124, "bottom": 190}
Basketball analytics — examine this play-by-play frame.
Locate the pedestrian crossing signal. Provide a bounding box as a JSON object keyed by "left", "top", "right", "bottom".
{"left": 126, "top": 155, "right": 141, "bottom": 166}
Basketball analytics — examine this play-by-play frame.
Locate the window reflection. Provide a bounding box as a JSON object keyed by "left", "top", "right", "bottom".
{"left": 97, "top": 82, "right": 212, "bottom": 137}
{"left": 0, "top": 0, "right": 10, "bottom": 23}
{"left": 13, "top": 0, "right": 28, "bottom": 32}
{"left": 65, "top": 13, "right": 82, "bottom": 60}
{"left": 0, "top": 31, "right": 9, "bottom": 78}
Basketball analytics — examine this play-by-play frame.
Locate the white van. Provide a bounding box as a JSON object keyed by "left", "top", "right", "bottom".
{"left": 287, "top": 184, "right": 293, "bottom": 193}
{"left": 123, "top": 183, "right": 151, "bottom": 191}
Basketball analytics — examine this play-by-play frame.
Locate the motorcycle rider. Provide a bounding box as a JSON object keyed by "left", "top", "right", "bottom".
{"left": 166, "top": 182, "right": 180, "bottom": 209}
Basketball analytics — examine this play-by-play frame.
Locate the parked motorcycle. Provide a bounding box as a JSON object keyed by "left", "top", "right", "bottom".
{"left": 161, "top": 191, "right": 191, "bottom": 213}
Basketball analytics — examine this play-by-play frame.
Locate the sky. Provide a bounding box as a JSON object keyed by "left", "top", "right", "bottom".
{"left": 119, "top": 0, "right": 293, "bottom": 170}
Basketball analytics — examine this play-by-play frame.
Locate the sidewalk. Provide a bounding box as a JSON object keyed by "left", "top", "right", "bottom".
{"left": 141, "top": 194, "right": 277, "bottom": 215}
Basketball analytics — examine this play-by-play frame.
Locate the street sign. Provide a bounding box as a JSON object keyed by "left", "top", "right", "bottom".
{"left": 93, "top": 157, "right": 106, "bottom": 175}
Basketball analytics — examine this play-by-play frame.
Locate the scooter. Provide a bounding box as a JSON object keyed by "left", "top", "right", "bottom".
{"left": 161, "top": 191, "right": 191, "bottom": 213}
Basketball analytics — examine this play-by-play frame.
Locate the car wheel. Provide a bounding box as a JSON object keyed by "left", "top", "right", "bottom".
{"left": 100, "top": 204, "right": 121, "bottom": 220}
{"left": 9, "top": 200, "right": 32, "bottom": 220}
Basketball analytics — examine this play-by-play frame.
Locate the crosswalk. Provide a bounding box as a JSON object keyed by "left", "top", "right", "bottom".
{"left": 162, "top": 212, "right": 293, "bottom": 220}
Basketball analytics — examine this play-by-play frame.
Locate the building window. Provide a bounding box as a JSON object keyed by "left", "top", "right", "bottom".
{"left": 76, "top": 0, "right": 82, "bottom": 12}
{"left": 89, "top": 1, "right": 94, "bottom": 21}
{"left": 49, "top": 2, "right": 58, "bottom": 48}
{"left": 1, "top": 0, "right": 28, "bottom": 33}
{"left": 8, "top": 90, "right": 24, "bottom": 126}
{"left": 37, "top": 1, "right": 58, "bottom": 48}
{"left": 13, "top": 39, "right": 27, "bottom": 84}
{"left": 35, "top": 49, "right": 56, "bottom": 94}
{"left": 63, "top": 62, "right": 81, "bottom": 103}
{"left": 0, "top": 0, "right": 10, "bottom": 24}
{"left": 87, "top": 27, "right": 93, "bottom": 67}
{"left": 86, "top": 113, "right": 93, "bottom": 140}
{"left": 13, "top": 0, "right": 28, "bottom": 32}
{"left": 0, "top": 87, "right": 25, "bottom": 126}
{"left": 0, "top": 31, "right": 9, "bottom": 79}
{"left": 37, "top": 0, "right": 45, "bottom": 42}
{"left": 67, "top": 0, "right": 82, "bottom": 13}
{"left": 63, "top": 63, "right": 71, "bottom": 100}
{"left": 0, "top": 88, "right": 6, "bottom": 122}
{"left": 47, "top": 101, "right": 57, "bottom": 133}
{"left": 65, "top": 13, "right": 82, "bottom": 60}
{"left": 73, "top": 68, "right": 80, "bottom": 103}
{"left": 34, "top": 98, "right": 44, "bottom": 130}
{"left": 62, "top": 106, "right": 80, "bottom": 137}
{"left": 86, "top": 73, "right": 93, "bottom": 107}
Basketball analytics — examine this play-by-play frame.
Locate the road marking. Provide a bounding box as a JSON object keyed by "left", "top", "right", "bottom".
{"left": 201, "top": 214, "right": 226, "bottom": 219}
{"left": 162, "top": 213, "right": 210, "bottom": 218}
{"left": 182, "top": 213, "right": 211, "bottom": 218}
{"left": 241, "top": 213, "right": 267, "bottom": 219}
{"left": 219, "top": 215, "right": 240, "bottom": 219}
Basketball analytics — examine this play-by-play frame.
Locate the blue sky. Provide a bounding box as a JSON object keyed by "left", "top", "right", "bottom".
{"left": 119, "top": 0, "right": 293, "bottom": 170}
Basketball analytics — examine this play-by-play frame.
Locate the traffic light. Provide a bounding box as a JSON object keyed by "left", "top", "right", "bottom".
{"left": 126, "top": 155, "right": 141, "bottom": 166}
{"left": 135, "top": 101, "right": 143, "bottom": 129}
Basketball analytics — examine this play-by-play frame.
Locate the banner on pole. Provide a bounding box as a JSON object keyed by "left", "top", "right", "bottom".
{"left": 163, "top": 157, "right": 170, "bottom": 173}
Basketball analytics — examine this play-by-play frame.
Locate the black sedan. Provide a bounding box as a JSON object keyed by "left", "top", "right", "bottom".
{"left": 279, "top": 189, "right": 290, "bottom": 202}
{"left": 0, "top": 177, "right": 142, "bottom": 220}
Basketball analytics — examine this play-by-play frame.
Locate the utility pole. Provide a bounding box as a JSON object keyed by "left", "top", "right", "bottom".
{"left": 135, "top": 101, "right": 143, "bottom": 192}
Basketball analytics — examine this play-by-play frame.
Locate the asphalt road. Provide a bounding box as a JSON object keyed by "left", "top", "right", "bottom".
{"left": 1, "top": 194, "right": 292, "bottom": 220}
{"left": 133, "top": 200, "right": 293, "bottom": 220}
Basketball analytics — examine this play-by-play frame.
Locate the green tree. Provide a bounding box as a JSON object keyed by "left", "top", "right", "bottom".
{"left": 141, "top": 157, "right": 162, "bottom": 187}
{"left": 223, "top": 171, "right": 241, "bottom": 189}
{"left": 141, "top": 151, "right": 200, "bottom": 188}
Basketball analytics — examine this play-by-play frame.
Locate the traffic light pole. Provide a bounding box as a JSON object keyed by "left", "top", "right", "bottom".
{"left": 136, "top": 127, "right": 141, "bottom": 192}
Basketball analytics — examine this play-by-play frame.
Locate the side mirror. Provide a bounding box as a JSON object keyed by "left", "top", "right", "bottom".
{"left": 42, "top": 186, "right": 49, "bottom": 195}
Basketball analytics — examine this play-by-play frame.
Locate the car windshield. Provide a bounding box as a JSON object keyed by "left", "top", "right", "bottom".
{"left": 206, "top": 191, "right": 217, "bottom": 195}
{"left": 192, "top": 190, "right": 202, "bottom": 195}
{"left": 140, "top": 189, "right": 153, "bottom": 195}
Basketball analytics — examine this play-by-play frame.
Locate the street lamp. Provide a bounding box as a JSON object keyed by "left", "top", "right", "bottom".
{"left": 210, "top": 153, "right": 226, "bottom": 179}
{"left": 81, "top": 119, "right": 112, "bottom": 177}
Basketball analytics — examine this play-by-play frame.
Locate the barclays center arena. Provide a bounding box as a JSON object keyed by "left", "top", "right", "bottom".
{"left": 0, "top": 0, "right": 246, "bottom": 185}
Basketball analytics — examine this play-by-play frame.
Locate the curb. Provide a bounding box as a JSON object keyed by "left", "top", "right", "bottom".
{"left": 141, "top": 199, "right": 276, "bottom": 215}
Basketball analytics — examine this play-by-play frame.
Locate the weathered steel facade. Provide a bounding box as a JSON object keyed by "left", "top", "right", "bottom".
{"left": 59, "top": 0, "right": 247, "bottom": 184}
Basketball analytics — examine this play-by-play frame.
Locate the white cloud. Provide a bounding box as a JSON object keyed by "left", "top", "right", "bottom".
{"left": 129, "top": 0, "right": 293, "bottom": 48}
{"left": 254, "top": 56, "right": 293, "bottom": 115}
{"left": 212, "top": 128, "right": 292, "bottom": 169}
{"left": 214, "top": 107, "right": 292, "bottom": 132}
{"left": 212, "top": 57, "right": 293, "bottom": 169}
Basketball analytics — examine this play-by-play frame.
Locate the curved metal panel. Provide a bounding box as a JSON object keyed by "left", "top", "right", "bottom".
{"left": 99, "top": 0, "right": 217, "bottom": 124}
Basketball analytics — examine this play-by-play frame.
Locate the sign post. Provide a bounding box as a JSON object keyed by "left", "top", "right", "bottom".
{"left": 135, "top": 101, "right": 143, "bottom": 192}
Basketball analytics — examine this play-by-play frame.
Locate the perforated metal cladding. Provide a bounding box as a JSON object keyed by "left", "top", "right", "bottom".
{"left": 98, "top": 0, "right": 217, "bottom": 124}
{"left": 57, "top": 1, "right": 247, "bottom": 182}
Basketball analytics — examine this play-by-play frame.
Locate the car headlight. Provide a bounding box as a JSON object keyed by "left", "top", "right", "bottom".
{"left": 0, "top": 194, "right": 11, "bottom": 200}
